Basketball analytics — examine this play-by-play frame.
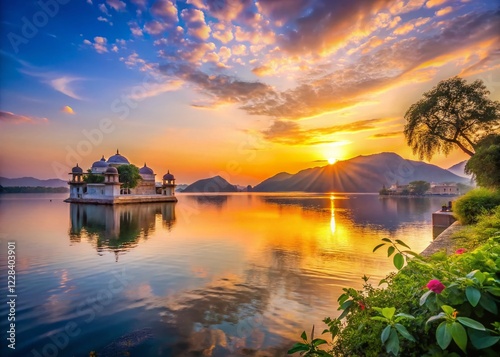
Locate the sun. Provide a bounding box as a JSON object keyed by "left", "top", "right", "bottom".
{"left": 328, "top": 157, "right": 337, "bottom": 165}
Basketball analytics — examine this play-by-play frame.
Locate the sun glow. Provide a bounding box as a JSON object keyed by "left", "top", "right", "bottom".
{"left": 328, "top": 158, "right": 337, "bottom": 165}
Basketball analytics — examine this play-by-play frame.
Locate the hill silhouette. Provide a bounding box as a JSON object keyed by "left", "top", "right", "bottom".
{"left": 182, "top": 175, "right": 238, "bottom": 193}
{"left": 253, "top": 152, "right": 468, "bottom": 193}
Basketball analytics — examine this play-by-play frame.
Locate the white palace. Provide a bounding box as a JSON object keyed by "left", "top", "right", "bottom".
{"left": 65, "top": 150, "right": 177, "bottom": 204}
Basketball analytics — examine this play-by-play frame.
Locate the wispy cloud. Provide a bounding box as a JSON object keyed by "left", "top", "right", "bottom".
{"left": 128, "top": 80, "right": 184, "bottom": 100}
{"left": 261, "top": 118, "right": 393, "bottom": 145}
{"left": 50, "top": 77, "right": 85, "bottom": 100}
{"left": 0, "top": 111, "right": 48, "bottom": 124}
{"left": 370, "top": 131, "right": 402, "bottom": 139}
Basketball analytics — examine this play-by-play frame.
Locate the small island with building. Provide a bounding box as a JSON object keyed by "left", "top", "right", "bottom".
{"left": 65, "top": 150, "right": 177, "bottom": 204}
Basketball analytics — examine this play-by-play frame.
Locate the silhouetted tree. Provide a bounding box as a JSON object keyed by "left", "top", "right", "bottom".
{"left": 465, "top": 134, "right": 500, "bottom": 188}
{"left": 404, "top": 77, "right": 500, "bottom": 160}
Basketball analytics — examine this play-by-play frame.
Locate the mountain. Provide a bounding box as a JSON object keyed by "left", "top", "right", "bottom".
{"left": 447, "top": 160, "right": 471, "bottom": 178}
{"left": 0, "top": 176, "right": 67, "bottom": 188}
{"left": 253, "top": 152, "right": 469, "bottom": 193}
{"left": 182, "top": 175, "right": 238, "bottom": 193}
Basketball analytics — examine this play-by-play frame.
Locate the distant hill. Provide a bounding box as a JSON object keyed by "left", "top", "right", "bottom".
{"left": 253, "top": 152, "right": 469, "bottom": 193}
{"left": 0, "top": 176, "right": 67, "bottom": 188}
{"left": 447, "top": 160, "right": 471, "bottom": 178}
{"left": 182, "top": 175, "right": 238, "bottom": 193}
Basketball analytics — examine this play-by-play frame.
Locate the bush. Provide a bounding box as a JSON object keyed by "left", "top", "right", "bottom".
{"left": 453, "top": 188, "right": 500, "bottom": 224}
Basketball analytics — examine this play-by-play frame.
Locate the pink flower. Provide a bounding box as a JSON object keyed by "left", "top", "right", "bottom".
{"left": 427, "top": 279, "right": 445, "bottom": 294}
{"left": 455, "top": 248, "right": 467, "bottom": 255}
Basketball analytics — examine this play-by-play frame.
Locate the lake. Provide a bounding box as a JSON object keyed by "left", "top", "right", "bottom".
{"left": 0, "top": 193, "right": 446, "bottom": 356}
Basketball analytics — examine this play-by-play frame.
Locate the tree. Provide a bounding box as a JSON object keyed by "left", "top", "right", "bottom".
{"left": 117, "top": 164, "right": 141, "bottom": 189}
{"left": 84, "top": 169, "right": 105, "bottom": 183}
{"left": 465, "top": 134, "right": 500, "bottom": 188}
{"left": 408, "top": 180, "right": 430, "bottom": 195}
{"left": 404, "top": 77, "right": 500, "bottom": 160}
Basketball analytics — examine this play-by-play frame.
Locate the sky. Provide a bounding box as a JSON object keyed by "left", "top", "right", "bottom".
{"left": 0, "top": 0, "right": 499, "bottom": 185}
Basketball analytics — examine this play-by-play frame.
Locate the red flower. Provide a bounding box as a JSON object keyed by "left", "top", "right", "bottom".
{"left": 426, "top": 279, "right": 445, "bottom": 294}
{"left": 455, "top": 248, "right": 467, "bottom": 255}
{"left": 358, "top": 301, "right": 366, "bottom": 310}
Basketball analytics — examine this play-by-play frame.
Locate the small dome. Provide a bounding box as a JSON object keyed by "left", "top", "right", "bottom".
{"left": 107, "top": 149, "right": 130, "bottom": 165}
{"left": 72, "top": 164, "right": 83, "bottom": 174}
{"left": 163, "top": 170, "right": 175, "bottom": 180}
{"left": 139, "top": 163, "right": 154, "bottom": 175}
{"left": 105, "top": 167, "right": 119, "bottom": 174}
{"left": 92, "top": 156, "right": 109, "bottom": 168}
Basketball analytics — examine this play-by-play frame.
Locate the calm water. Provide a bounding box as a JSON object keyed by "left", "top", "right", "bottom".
{"left": 0, "top": 193, "right": 445, "bottom": 356}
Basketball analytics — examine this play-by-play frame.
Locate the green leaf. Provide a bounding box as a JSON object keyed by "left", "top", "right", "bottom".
{"left": 441, "top": 305, "right": 454, "bottom": 316}
{"left": 457, "top": 317, "right": 485, "bottom": 331}
{"left": 436, "top": 321, "right": 452, "bottom": 350}
{"left": 312, "top": 338, "right": 328, "bottom": 347}
{"left": 381, "top": 325, "right": 391, "bottom": 344}
{"left": 387, "top": 246, "right": 395, "bottom": 257}
{"left": 395, "top": 313, "right": 415, "bottom": 320}
{"left": 466, "top": 286, "right": 481, "bottom": 307}
{"left": 402, "top": 250, "right": 420, "bottom": 257}
{"left": 468, "top": 329, "right": 500, "bottom": 349}
{"left": 395, "top": 323, "right": 416, "bottom": 342}
{"left": 386, "top": 328, "right": 400, "bottom": 356}
{"left": 371, "top": 316, "right": 388, "bottom": 322}
{"left": 338, "top": 301, "right": 353, "bottom": 320}
{"left": 300, "top": 331, "right": 307, "bottom": 341}
{"left": 479, "top": 293, "right": 498, "bottom": 314}
{"left": 450, "top": 322, "right": 467, "bottom": 352}
{"left": 420, "top": 290, "right": 433, "bottom": 306}
{"left": 395, "top": 239, "right": 411, "bottom": 249}
{"left": 382, "top": 307, "right": 396, "bottom": 320}
{"left": 473, "top": 271, "right": 486, "bottom": 284}
{"left": 426, "top": 312, "right": 446, "bottom": 325}
{"left": 373, "top": 243, "right": 386, "bottom": 252}
{"left": 381, "top": 238, "right": 392, "bottom": 243}
{"left": 485, "top": 286, "right": 500, "bottom": 296}
{"left": 287, "top": 343, "right": 309, "bottom": 354}
{"left": 393, "top": 253, "right": 404, "bottom": 270}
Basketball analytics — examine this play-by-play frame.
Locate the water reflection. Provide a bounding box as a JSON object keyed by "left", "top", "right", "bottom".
{"left": 69, "top": 203, "right": 176, "bottom": 258}
{"left": 260, "top": 194, "right": 441, "bottom": 231}
{"left": 184, "top": 194, "right": 229, "bottom": 209}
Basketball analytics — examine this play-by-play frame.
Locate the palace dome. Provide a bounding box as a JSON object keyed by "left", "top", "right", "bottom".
{"left": 92, "top": 156, "right": 109, "bottom": 168}
{"left": 139, "top": 163, "right": 154, "bottom": 175}
{"left": 105, "top": 167, "right": 119, "bottom": 174}
{"left": 163, "top": 170, "right": 175, "bottom": 180}
{"left": 107, "top": 150, "right": 130, "bottom": 165}
{"left": 72, "top": 164, "right": 83, "bottom": 174}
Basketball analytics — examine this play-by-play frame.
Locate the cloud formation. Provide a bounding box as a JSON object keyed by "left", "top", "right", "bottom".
{"left": 0, "top": 111, "right": 48, "bottom": 125}
{"left": 50, "top": 77, "right": 84, "bottom": 100}
{"left": 61, "top": 106, "right": 75, "bottom": 115}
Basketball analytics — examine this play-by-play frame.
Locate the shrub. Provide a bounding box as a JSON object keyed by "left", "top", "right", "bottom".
{"left": 453, "top": 188, "right": 500, "bottom": 224}
{"left": 289, "top": 227, "right": 500, "bottom": 356}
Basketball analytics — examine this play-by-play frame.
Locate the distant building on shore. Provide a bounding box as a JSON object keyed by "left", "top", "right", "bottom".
{"left": 384, "top": 182, "right": 460, "bottom": 196}
{"left": 66, "top": 150, "right": 177, "bottom": 204}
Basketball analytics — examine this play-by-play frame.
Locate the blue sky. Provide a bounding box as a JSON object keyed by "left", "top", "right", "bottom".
{"left": 1, "top": 0, "right": 499, "bottom": 184}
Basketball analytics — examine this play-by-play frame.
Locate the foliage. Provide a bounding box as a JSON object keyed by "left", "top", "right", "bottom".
{"left": 117, "top": 164, "right": 142, "bottom": 189}
{"left": 452, "top": 205, "right": 500, "bottom": 249}
{"left": 373, "top": 238, "right": 420, "bottom": 270}
{"left": 404, "top": 76, "right": 500, "bottom": 160}
{"left": 456, "top": 183, "right": 474, "bottom": 195}
{"left": 84, "top": 169, "right": 105, "bottom": 184}
{"left": 287, "top": 326, "right": 330, "bottom": 356}
{"left": 289, "top": 215, "right": 500, "bottom": 356}
{"left": 453, "top": 188, "right": 500, "bottom": 224}
{"left": 379, "top": 185, "right": 389, "bottom": 195}
{"left": 408, "top": 181, "right": 430, "bottom": 196}
{"left": 465, "top": 134, "right": 500, "bottom": 189}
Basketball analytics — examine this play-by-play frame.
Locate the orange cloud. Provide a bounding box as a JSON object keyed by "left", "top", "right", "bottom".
{"left": 436, "top": 6, "right": 453, "bottom": 16}
{"left": 61, "top": 106, "right": 75, "bottom": 115}
{"left": 426, "top": 0, "right": 447, "bottom": 8}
